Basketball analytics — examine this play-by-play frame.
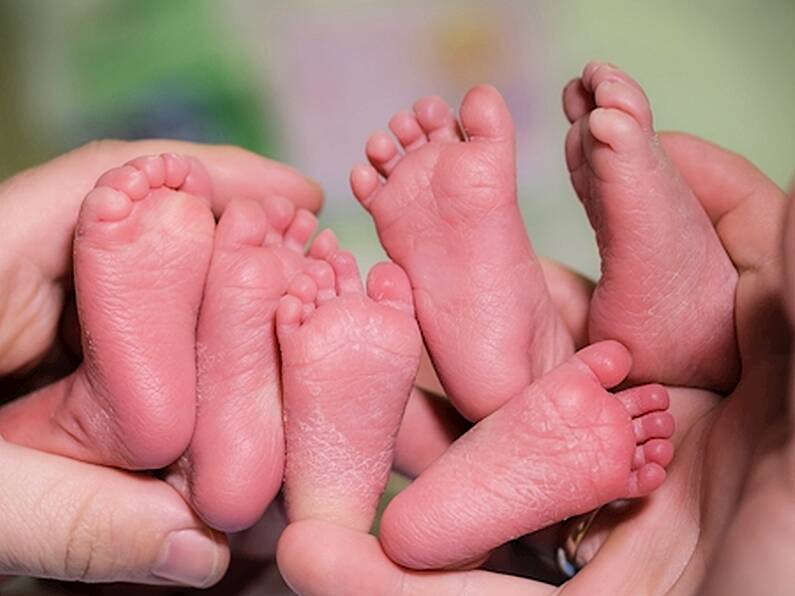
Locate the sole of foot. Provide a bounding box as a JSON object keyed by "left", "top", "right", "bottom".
{"left": 379, "top": 341, "right": 674, "bottom": 570}
{"left": 352, "top": 85, "right": 573, "bottom": 421}
{"left": 563, "top": 61, "right": 739, "bottom": 391}
{"left": 278, "top": 250, "right": 422, "bottom": 532}
{"left": 168, "top": 196, "right": 337, "bottom": 532}
{"left": 0, "top": 154, "right": 215, "bottom": 468}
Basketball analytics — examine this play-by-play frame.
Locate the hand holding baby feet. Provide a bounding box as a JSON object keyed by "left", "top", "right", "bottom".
{"left": 352, "top": 86, "right": 573, "bottom": 421}
{"left": 0, "top": 154, "right": 214, "bottom": 468}
{"left": 563, "top": 62, "right": 739, "bottom": 391}
{"left": 167, "top": 197, "right": 335, "bottom": 532}
{"left": 278, "top": 252, "right": 422, "bottom": 532}
{"left": 379, "top": 341, "right": 674, "bottom": 570}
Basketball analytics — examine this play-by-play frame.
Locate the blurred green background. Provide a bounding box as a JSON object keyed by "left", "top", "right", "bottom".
{"left": 0, "top": 0, "right": 793, "bottom": 278}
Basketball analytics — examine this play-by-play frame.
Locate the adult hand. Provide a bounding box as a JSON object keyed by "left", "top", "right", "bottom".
{"left": 700, "top": 163, "right": 795, "bottom": 595}
{"left": 275, "top": 133, "right": 793, "bottom": 595}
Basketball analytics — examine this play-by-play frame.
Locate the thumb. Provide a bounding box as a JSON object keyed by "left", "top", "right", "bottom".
{"left": 0, "top": 438, "right": 229, "bottom": 587}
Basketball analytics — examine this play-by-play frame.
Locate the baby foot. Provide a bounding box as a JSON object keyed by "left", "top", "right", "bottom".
{"left": 379, "top": 341, "right": 674, "bottom": 570}
{"left": 168, "top": 196, "right": 335, "bottom": 532}
{"left": 0, "top": 154, "right": 215, "bottom": 468}
{"left": 563, "top": 62, "right": 739, "bottom": 390}
{"left": 352, "top": 86, "right": 573, "bottom": 421}
{"left": 278, "top": 252, "right": 422, "bottom": 532}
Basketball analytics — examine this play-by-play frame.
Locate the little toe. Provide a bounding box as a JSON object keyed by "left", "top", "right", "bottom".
{"left": 328, "top": 250, "right": 364, "bottom": 295}
{"left": 287, "top": 273, "right": 319, "bottom": 320}
{"left": 626, "top": 463, "right": 666, "bottom": 498}
{"left": 125, "top": 155, "right": 165, "bottom": 187}
{"left": 181, "top": 156, "right": 214, "bottom": 200}
{"left": 615, "top": 384, "right": 670, "bottom": 418}
{"left": 277, "top": 294, "right": 305, "bottom": 335}
{"left": 263, "top": 195, "right": 296, "bottom": 234}
{"left": 632, "top": 439, "right": 674, "bottom": 470}
{"left": 306, "top": 260, "right": 336, "bottom": 304}
{"left": 572, "top": 341, "right": 632, "bottom": 388}
{"left": 287, "top": 273, "right": 318, "bottom": 304}
{"left": 458, "top": 84, "right": 514, "bottom": 143}
{"left": 350, "top": 164, "right": 383, "bottom": 210}
{"left": 389, "top": 109, "right": 427, "bottom": 151}
{"left": 413, "top": 96, "right": 462, "bottom": 142}
{"left": 308, "top": 228, "right": 338, "bottom": 260}
{"left": 581, "top": 60, "right": 605, "bottom": 90}
{"left": 583, "top": 61, "right": 647, "bottom": 98}
{"left": 562, "top": 78, "right": 595, "bottom": 123}
{"left": 633, "top": 412, "right": 675, "bottom": 443}
{"left": 565, "top": 121, "right": 587, "bottom": 174}
{"left": 96, "top": 165, "right": 150, "bottom": 200}
{"left": 366, "top": 131, "right": 402, "bottom": 176}
{"left": 81, "top": 187, "right": 134, "bottom": 223}
{"left": 162, "top": 153, "right": 191, "bottom": 188}
{"left": 366, "top": 262, "right": 414, "bottom": 315}
{"left": 214, "top": 198, "right": 268, "bottom": 249}
{"left": 283, "top": 209, "right": 318, "bottom": 252}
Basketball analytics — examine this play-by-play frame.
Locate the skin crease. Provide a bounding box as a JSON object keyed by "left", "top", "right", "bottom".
{"left": 278, "top": 133, "right": 794, "bottom": 595}
{"left": 0, "top": 139, "right": 322, "bottom": 587}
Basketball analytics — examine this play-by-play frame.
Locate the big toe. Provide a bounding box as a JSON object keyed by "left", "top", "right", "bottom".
{"left": 459, "top": 84, "right": 514, "bottom": 142}
{"left": 181, "top": 155, "right": 214, "bottom": 199}
{"left": 80, "top": 187, "right": 134, "bottom": 223}
{"left": 573, "top": 341, "right": 633, "bottom": 388}
{"left": 214, "top": 198, "right": 269, "bottom": 248}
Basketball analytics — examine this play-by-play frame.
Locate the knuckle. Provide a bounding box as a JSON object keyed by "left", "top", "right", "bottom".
{"left": 60, "top": 487, "right": 112, "bottom": 580}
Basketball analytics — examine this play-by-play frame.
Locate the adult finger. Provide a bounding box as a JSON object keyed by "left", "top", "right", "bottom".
{"left": 0, "top": 437, "right": 229, "bottom": 587}
{"left": 0, "top": 139, "right": 323, "bottom": 282}
{"left": 539, "top": 257, "right": 594, "bottom": 348}
{"left": 277, "top": 519, "right": 554, "bottom": 596}
{"left": 660, "top": 131, "right": 787, "bottom": 270}
{"left": 393, "top": 387, "right": 470, "bottom": 478}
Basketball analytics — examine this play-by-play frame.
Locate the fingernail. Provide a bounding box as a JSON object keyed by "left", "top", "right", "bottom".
{"left": 152, "top": 529, "right": 221, "bottom": 587}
